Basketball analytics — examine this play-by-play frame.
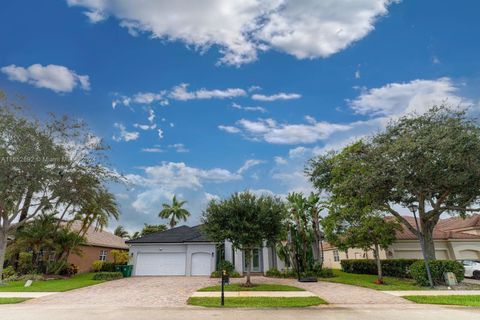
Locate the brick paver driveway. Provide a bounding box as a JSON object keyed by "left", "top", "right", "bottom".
{"left": 30, "top": 276, "right": 218, "bottom": 308}
{"left": 230, "top": 276, "right": 411, "bottom": 305}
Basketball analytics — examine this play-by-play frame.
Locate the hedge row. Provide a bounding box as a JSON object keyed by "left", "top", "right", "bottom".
{"left": 340, "top": 259, "right": 419, "bottom": 278}
{"left": 92, "top": 272, "right": 123, "bottom": 281}
{"left": 409, "top": 260, "right": 464, "bottom": 286}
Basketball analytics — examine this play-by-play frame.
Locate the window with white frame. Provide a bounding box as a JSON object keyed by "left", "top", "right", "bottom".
{"left": 333, "top": 249, "right": 340, "bottom": 262}
{"left": 99, "top": 250, "right": 107, "bottom": 261}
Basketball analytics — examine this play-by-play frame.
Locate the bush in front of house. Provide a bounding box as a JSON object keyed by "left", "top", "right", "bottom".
{"left": 216, "top": 260, "right": 235, "bottom": 275}
{"left": 92, "top": 272, "right": 123, "bottom": 281}
{"left": 92, "top": 260, "right": 104, "bottom": 272}
{"left": 409, "top": 260, "right": 464, "bottom": 286}
{"left": 17, "top": 252, "right": 34, "bottom": 275}
{"left": 341, "top": 259, "right": 419, "bottom": 278}
{"left": 92, "top": 260, "right": 117, "bottom": 272}
{"left": 210, "top": 270, "right": 242, "bottom": 278}
{"left": 2, "top": 266, "right": 16, "bottom": 280}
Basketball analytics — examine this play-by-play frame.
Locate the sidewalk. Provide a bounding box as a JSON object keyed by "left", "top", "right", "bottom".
{"left": 0, "top": 292, "right": 58, "bottom": 298}
{"left": 191, "top": 291, "right": 317, "bottom": 297}
{"left": 383, "top": 290, "right": 480, "bottom": 296}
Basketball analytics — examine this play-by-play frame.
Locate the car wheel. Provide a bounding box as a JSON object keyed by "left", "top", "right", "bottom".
{"left": 474, "top": 271, "right": 480, "bottom": 280}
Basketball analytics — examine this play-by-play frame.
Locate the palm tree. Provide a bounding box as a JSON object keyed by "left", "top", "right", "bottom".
{"left": 159, "top": 195, "right": 190, "bottom": 228}
{"left": 114, "top": 225, "right": 129, "bottom": 239}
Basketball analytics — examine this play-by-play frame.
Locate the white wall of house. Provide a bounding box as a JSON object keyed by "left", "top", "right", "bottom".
{"left": 129, "top": 243, "right": 216, "bottom": 276}
{"left": 224, "top": 240, "right": 286, "bottom": 274}
{"left": 322, "top": 239, "right": 480, "bottom": 269}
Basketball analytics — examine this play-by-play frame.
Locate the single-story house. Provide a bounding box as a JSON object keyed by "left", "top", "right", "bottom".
{"left": 68, "top": 221, "right": 129, "bottom": 273}
{"left": 126, "top": 225, "right": 285, "bottom": 276}
{"left": 322, "top": 215, "right": 480, "bottom": 269}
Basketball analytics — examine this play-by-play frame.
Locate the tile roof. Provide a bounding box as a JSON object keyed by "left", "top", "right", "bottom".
{"left": 395, "top": 215, "right": 480, "bottom": 240}
{"left": 126, "top": 224, "right": 212, "bottom": 244}
{"left": 69, "top": 221, "right": 128, "bottom": 249}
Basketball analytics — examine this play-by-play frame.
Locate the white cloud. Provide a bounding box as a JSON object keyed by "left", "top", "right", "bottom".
{"left": 170, "top": 143, "right": 189, "bottom": 153}
{"left": 231, "top": 102, "right": 267, "bottom": 113}
{"left": 220, "top": 117, "right": 351, "bottom": 144}
{"left": 355, "top": 70, "right": 361, "bottom": 79}
{"left": 1, "top": 63, "right": 90, "bottom": 93}
{"left": 112, "top": 123, "right": 140, "bottom": 142}
{"left": 133, "top": 123, "right": 157, "bottom": 130}
{"left": 127, "top": 162, "right": 241, "bottom": 191}
{"left": 218, "top": 125, "right": 241, "bottom": 134}
{"left": 274, "top": 156, "right": 288, "bottom": 165}
{"left": 67, "top": 0, "right": 399, "bottom": 65}
{"left": 237, "top": 159, "right": 266, "bottom": 174}
{"left": 349, "top": 77, "right": 471, "bottom": 117}
{"left": 169, "top": 83, "right": 246, "bottom": 101}
{"left": 142, "top": 147, "right": 164, "bottom": 153}
{"left": 157, "top": 129, "right": 164, "bottom": 139}
{"left": 251, "top": 92, "right": 301, "bottom": 101}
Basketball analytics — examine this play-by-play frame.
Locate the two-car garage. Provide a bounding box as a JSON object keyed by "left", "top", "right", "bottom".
{"left": 126, "top": 225, "right": 216, "bottom": 277}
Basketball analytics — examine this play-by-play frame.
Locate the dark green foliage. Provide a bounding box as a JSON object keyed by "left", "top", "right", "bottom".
{"left": 92, "top": 272, "right": 123, "bottom": 281}
{"left": 341, "top": 259, "right": 419, "bottom": 278}
{"left": 210, "top": 271, "right": 242, "bottom": 278}
{"left": 216, "top": 260, "right": 235, "bottom": 275}
{"left": 99, "top": 262, "right": 116, "bottom": 272}
{"left": 409, "top": 260, "right": 464, "bottom": 286}
{"left": 307, "top": 106, "right": 480, "bottom": 260}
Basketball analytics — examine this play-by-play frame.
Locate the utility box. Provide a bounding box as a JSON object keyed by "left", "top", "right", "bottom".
{"left": 444, "top": 272, "right": 458, "bottom": 286}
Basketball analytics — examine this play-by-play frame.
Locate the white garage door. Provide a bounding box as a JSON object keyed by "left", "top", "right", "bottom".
{"left": 191, "top": 252, "right": 212, "bottom": 276}
{"left": 135, "top": 253, "right": 186, "bottom": 276}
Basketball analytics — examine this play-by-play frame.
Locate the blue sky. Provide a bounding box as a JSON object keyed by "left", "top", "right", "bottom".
{"left": 1, "top": 0, "right": 479, "bottom": 232}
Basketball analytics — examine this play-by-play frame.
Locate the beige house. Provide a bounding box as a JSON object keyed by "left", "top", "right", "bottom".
{"left": 322, "top": 215, "right": 480, "bottom": 269}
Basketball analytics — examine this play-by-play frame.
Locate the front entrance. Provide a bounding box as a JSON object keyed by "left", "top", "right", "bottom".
{"left": 244, "top": 248, "right": 262, "bottom": 272}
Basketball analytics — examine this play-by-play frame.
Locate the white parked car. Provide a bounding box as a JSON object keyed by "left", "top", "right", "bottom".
{"left": 459, "top": 260, "right": 480, "bottom": 279}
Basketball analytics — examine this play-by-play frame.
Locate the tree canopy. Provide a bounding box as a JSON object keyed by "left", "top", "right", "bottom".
{"left": 307, "top": 106, "right": 480, "bottom": 259}
{"left": 202, "top": 191, "right": 285, "bottom": 285}
{"left": 159, "top": 195, "right": 190, "bottom": 228}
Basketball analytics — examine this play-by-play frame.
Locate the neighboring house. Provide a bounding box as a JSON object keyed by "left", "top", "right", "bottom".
{"left": 322, "top": 215, "right": 480, "bottom": 269}
{"left": 67, "top": 221, "right": 128, "bottom": 273}
{"left": 127, "top": 225, "right": 285, "bottom": 276}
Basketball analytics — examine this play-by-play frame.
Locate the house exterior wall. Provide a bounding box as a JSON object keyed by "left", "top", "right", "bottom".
{"left": 128, "top": 243, "right": 216, "bottom": 276}
{"left": 322, "top": 239, "right": 480, "bottom": 269}
{"left": 67, "top": 245, "right": 125, "bottom": 273}
{"left": 224, "top": 240, "right": 286, "bottom": 274}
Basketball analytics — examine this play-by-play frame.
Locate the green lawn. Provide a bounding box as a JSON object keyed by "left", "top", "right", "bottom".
{"left": 404, "top": 295, "right": 480, "bottom": 307}
{"left": 188, "top": 296, "right": 326, "bottom": 308}
{"left": 319, "top": 269, "right": 422, "bottom": 291}
{"left": 198, "top": 283, "right": 305, "bottom": 292}
{"left": 0, "top": 273, "right": 104, "bottom": 292}
{"left": 0, "top": 298, "right": 31, "bottom": 304}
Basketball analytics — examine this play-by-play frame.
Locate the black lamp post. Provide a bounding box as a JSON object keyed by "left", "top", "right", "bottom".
{"left": 407, "top": 204, "right": 434, "bottom": 288}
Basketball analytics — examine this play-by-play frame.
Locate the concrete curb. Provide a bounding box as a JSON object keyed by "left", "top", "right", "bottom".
{"left": 382, "top": 290, "right": 480, "bottom": 296}
{"left": 191, "top": 291, "right": 317, "bottom": 297}
{"left": 0, "top": 292, "right": 59, "bottom": 298}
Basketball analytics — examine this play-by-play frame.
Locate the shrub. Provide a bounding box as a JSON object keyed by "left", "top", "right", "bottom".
{"left": 100, "top": 262, "right": 117, "bottom": 272}
{"left": 61, "top": 264, "right": 79, "bottom": 276}
{"left": 210, "top": 270, "right": 242, "bottom": 278}
{"left": 316, "top": 268, "right": 335, "bottom": 278}
{"left": 92, "top": 272, "right": 123, "bottom": 281}
{"left": 216, "top": 260, "right": 235, "bottom": 275}
{"left": 266, "top": 268, "right": 282, "bottom": 277}
{"left": 17, "top": 252, "right": 34, "bottom": 275}
{"left": 17, "top": 274, "right": 45, "bottom": 281}
{"left": 92, "top": 260, "right": 104, "bottom": 272}
{"left": 111, "top": 250, "right": 129, "bottom": 265}
{"left": 409, "top": 260, "right": 464, "bottom": 286}
{"left": 341, "top": 259, "right": 419, "bottom": 278}
{"left": 2, "top": 266, "right": 16, "bottom": 279}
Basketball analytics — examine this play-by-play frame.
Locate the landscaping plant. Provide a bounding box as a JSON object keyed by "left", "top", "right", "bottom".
{"left": 203, "top": 191, "right": 285, "bottom": 286}
{"left": 409, "top": 260, "right": 464, "bottom": 286}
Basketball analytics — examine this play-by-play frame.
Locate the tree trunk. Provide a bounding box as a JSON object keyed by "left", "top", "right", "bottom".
{"left": 420, "top": 218, "right": 437, "bottom": 260}
{"left": 374, "top": 243, "right": 383, "bottom": 283}
{"left": 312, "top": 212, "right": 322, "bottom": 264}
{"left": 245, "top": 249, "right": 252, "bottom": 287}
{"left": 0, "top": 230, "right": 7, "bottom": 284}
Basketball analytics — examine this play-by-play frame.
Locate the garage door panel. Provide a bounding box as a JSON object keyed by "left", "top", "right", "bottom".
{"left": 191, "top": 253, "right": 211, "bottom": 276}
{"left": 136, "top": 253, "right": 186, "bottom": 276}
